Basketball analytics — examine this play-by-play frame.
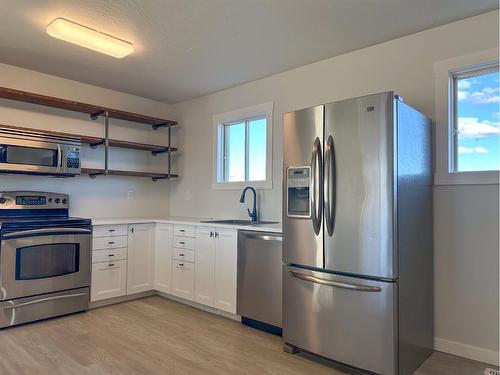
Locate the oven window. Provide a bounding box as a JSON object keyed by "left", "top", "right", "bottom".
{"left": 5, "top": 145, "right": 58, "bottom": 167}
{"left": 16, "top": 243, "right": 80, "bottom": 280}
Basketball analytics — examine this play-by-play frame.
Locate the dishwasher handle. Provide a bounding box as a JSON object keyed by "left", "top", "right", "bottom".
{"left": 243, "top": 233, "right": 282, "bottom": 242}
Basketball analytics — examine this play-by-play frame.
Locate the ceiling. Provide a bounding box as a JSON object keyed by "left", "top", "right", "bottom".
{"left": 0, "top": 1, "right": 497, "bottom": 104}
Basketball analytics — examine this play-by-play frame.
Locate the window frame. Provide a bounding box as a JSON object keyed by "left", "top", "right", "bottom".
{"left": 434, "top": 49, "right": 499, "bottom": 185}
{"left": 212, "top": 102, "right": 273, "bottom": 190}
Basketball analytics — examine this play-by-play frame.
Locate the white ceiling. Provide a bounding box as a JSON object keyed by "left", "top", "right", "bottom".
{"left": 0, "top": 1, "right": 497, "bottom": 104}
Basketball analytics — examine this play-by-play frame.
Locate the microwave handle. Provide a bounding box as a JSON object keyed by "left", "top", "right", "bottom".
{"left": 57, "top": 144, "right": 63, "bottom": 171}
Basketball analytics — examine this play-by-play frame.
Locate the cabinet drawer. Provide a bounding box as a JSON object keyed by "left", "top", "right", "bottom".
{"left": 174, "top": 225, "right": 196, "bottom": 238}
{"left": 92, "top": 248, "right": 127, "bottom": 263}
{"left": 173, "top": 236, "right": 195, "bottom": 250}
{"left": 91, "top": 260, "right": 127, "bottom": 302}
{"left": 172, "top": 260, "right": 194, "bottom": 301}
{"left": 93, "top": 236, "right": 128, "bottom": 250}
{"left": 93, "top": 225, "right": 128, "bottom": 238}
{"left": 173, "top": 248, "right": 195, "bottom": 263}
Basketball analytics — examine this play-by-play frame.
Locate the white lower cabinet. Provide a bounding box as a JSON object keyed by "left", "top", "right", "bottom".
{"left": 91, "top": 260, "right": 127, "bottom": 301}
{"left": 214, "top": 229, "right": 238, "bottom": 313}
{"left": 194, "top": 227, "right": 216, "bottom": 306}
{"left": 154, "top": 224, "right": 173, "bottom": 294}
{"left": 172, "top": 260, "right": 194, "bottom": 300}
{"left": 91, "top": 222, "right": 240, "bottom": 316}
{"left": 127, "top": 224, "right": 155, "bottom": 295}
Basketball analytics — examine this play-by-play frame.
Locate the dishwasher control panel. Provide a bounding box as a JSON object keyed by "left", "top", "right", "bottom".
{"left": 286, "top": 166, "right": 311, "bottom": 218}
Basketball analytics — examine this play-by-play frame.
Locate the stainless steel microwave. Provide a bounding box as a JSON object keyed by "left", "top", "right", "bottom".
{"left": 0, "top": 128, "right": 81, "bottom": 176}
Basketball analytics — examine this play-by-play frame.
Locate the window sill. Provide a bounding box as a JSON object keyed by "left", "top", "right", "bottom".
{"left": 434, "top": 171, "right": 499, "bottom": 186}
{"left": 212, "top": 180, "right": 273, "bottom": 190}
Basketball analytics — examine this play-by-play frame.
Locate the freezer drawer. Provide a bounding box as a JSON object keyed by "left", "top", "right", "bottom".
{"left": 283, "top": 265, "right": 397, "bottom": 375}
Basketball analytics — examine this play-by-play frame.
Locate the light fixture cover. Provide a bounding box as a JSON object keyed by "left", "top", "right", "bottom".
{"left": 46, "top": 18, "right": 134, "bottom": 58}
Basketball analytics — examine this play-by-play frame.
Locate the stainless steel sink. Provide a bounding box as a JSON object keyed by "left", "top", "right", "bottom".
{"left": 200, "top": 219, "right": 279, "bottom": 226}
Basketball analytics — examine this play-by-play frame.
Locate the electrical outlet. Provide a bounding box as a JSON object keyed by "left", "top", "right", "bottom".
{"left": 185, "top": 190, "right": 190, "bottom": 201}
{"left": 127, "top": 189, "right": 135, "bottom": 200}
{"left": 484, "top": 368, "right": 500, "bottom": 375}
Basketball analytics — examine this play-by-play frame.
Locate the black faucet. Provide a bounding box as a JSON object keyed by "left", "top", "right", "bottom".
{"left": 240, "top": 186, "right": 257, "bottom": 222}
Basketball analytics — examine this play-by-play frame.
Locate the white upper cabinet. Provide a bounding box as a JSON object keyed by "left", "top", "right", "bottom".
{"left": 154, "top": 224, "right": 173, "bottom": 294}
{"left": 214, "top": 228, "right": 238, "bottom": 314}
{"left": 194, "top": 227, "right": 216, "bottom": 307}
{"left": 127, "top": 223, "right": 155, "bottom": 295}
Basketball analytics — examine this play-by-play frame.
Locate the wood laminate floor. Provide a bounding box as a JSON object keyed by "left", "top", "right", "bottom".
{"left": 0, "top": 296, "right": 493, "bottom": 374}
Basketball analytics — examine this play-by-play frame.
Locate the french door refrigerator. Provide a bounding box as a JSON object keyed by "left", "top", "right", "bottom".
{"left": 282, "top": 92, "right": 433, "bottom": 375}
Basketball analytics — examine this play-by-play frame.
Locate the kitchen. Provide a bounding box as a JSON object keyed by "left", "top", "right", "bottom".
{"left": 0, "top": 2, "right": 498, "bottom": 375}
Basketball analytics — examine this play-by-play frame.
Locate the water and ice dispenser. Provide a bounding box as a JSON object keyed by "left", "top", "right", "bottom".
{"left": 286, "top": 166, "right": 311, "bottom": 218}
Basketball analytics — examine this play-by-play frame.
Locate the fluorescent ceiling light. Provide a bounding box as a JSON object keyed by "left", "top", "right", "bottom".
{"left": 46, "top": 18, "right": 134, "bottom": 58}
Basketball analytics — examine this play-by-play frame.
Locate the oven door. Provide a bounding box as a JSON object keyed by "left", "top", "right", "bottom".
{"left": 0, "top": 227, "right": 91, "bottom": 300}
{"left": 0, "top": 136, "right": 62, "bottom": 174}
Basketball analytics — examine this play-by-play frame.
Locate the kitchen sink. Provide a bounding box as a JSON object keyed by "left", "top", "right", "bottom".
{"left": 200, "top": 219, "right": 279, "bottom": 226}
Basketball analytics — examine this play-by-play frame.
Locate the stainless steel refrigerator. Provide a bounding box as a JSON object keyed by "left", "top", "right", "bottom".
{"left": 282, "top": 92, "right": 433, "bottom": 375}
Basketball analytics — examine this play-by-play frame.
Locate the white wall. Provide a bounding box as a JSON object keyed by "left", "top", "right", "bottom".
{"left": 170, "top": 11, "right": 499, "bottom": 364}
{"left": 0, "top": 63, "right": 176, "bottom": 219}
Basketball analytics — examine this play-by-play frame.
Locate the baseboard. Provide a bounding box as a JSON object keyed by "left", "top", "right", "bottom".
{"left": 89, "top": 290, "right": 156, "bottom": 309}
{"left": 156, "top": 291, "right": 241, "bottom": 322}
{"left": 435, "top": 337, "right": 499, "bottom": 366}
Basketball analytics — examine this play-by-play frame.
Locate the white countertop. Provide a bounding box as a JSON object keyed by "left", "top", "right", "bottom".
{"left": 91, "top": 216, "right": 282, "bottom": 233}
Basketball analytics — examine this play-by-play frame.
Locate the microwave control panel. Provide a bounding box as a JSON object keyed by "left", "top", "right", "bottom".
{"left": 286, "top": 166, "right": 311, "bottom": 218}
{"left": 66, "top": 147, "right": 80, "bottom": 169}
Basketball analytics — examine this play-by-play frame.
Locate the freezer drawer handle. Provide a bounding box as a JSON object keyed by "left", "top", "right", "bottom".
{"left": 2, "top": 292, "right": 88, "bottom": 310}
{"left": 289, "top": 270, "right": 382, "bottom": 292}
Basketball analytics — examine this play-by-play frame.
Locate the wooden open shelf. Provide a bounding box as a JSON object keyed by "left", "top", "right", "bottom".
{"left": 0, "top": 124, "right": 177, "bottom": 154}
{"left": 0, "top": 86, "right": 178, "bottom": 128}
{"left": 81, "top": 168, "right": 178, "bottom": 181}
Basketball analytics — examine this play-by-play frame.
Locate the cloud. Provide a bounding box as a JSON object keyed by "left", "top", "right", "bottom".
{"left": 457, "top": 117, "right": 499, "bottom": 139}
{"left": 458, "top": 85, "right": 500, "bottom": 104}
{"left": 458, "top": 146, "right": 489, "bottom": 154}
{"left": 457, "top": 80, "right": 472, "bottom": 90}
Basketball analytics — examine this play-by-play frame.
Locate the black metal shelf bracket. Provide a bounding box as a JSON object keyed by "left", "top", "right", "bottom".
{"left": 152, "top": 176, "right": 168, "bottom": 182}
{"left": 90, "top": 110, "right": 106, "bottom": 121}
{"left": 89, "top": 172, "right": 105, "bottom": 179}
{"left": 152, "top": 122, "right": 170, "bottom": 130}
{"left": 89, "top": 140, "right": 105, "bottom": 149}
{"left": 151, "top": 148, "right": 169, "bottom": 156}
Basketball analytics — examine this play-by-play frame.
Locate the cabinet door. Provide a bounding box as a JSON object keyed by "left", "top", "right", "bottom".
{"left": 91, "top": 260, "right": 127, "bottom": 302}
{"left": 127, "top": 224, "right": 155, "bottom": 295}
{"left": 214, "top": 228, "right": 238, "bottom": 313}
{"left": 172, "top": 260, "right": 194, "bottom": 300}
{"left": 194, "top": 226, "right": 215, "bottom": 307}
{"left": 154, "top": 224, "right": 173, "bottom": 294}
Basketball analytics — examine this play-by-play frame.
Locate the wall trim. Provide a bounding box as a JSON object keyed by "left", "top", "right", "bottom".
{"left": 435, "top": 337, "right": 499, "bottom": 366}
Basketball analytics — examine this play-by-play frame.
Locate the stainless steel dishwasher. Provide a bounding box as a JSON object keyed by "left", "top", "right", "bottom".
{"left": 237, "top": 230, "right": 282, "bottom": 335}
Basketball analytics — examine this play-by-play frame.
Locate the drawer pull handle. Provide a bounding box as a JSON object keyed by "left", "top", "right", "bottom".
{"left": 108, "top": 254, "right": 114, "bottom": 257}
{"left": 180, "top": 229, "right": 185, "bottom": 232}
{"left": 179, "top": 253, "right": 184, "bottom": 256}
{"left": 108, "top": 241, "right": 115, "bottom": 245}
{"left": 108, "top": 263, "right": 115, "bottom": 267}
{"left": 179, "top": 241, "right": 185, "bottom": 245}
{"left": 109, "top": 229, "right": 115, "bottom": 232}
{"left": 179, "top": 263, "right": 184, "bottom": 267}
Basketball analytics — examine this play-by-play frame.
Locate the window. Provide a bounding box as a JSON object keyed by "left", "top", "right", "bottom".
{"left": 450, "top": 64, "right": 500, "bottom": 173}
{"left": 213, "top": 102, "right": 273, "bottom": 189}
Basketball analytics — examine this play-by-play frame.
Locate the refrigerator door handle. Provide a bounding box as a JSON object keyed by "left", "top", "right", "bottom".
{"left": 324, "top": 135, "right": 336, "bottom": 237}
{"left": 311, "top": 137, "right": 323, "bottom": 235}
{"left": 289, "top": 270, "right": 382, "bottom": 292}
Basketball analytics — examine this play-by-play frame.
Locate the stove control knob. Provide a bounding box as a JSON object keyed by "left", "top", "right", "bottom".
{"left": 0, "top": 197, "right": 5, "bottom": 204}
{"left": 55, "top": 198, "right": 61, "bottom": 204}
{"left": 62, "top": 199, "right": 68, "bottom": 204}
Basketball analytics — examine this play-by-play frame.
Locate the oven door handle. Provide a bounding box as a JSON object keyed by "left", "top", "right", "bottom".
{"left": 2, "top": 227, "right": 91, "bottom": 240}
